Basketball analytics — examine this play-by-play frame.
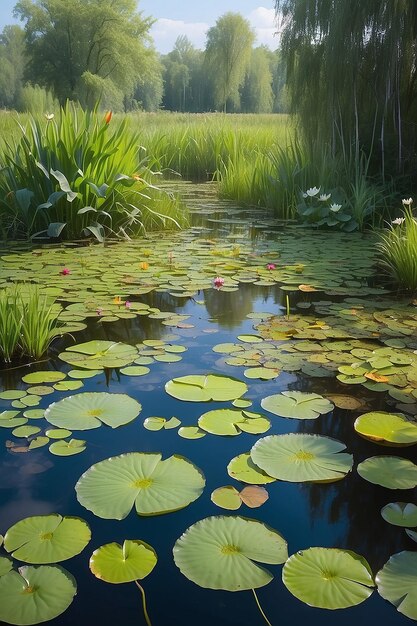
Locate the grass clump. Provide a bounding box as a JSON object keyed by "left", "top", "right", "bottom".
{"left": 377, "top": 200, "right": 417, "bottom": 291}
{"left": 0, "top": 285, "right": 60, "bottom": 362}
{"left": 0, "top": 103, "right": 187, "bottom": 241}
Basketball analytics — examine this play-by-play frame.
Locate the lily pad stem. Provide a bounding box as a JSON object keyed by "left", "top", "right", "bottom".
{"left": 134, "top": 581, "right": 152, "bottom": 626}
{"left": 252, "top": 589, "right": 272, "bottom": 626}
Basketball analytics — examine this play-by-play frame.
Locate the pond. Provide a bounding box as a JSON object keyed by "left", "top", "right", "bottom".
{"left": 0, "top": 181, "right": 416, "bottom": 626}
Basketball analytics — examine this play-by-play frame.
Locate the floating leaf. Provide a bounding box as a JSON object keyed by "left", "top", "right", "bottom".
{"left": 0, "top": 556, "right": 12, "bottom": 577}
{"left": 49, "top": 438, "right": 86, "bottom": 456}
{"left": 227, "top": 453, "right": 276, "bottom": 485}
{"left": 165, "top": 374, "right": 247, "bottom": 402}
{"left": 0, "top": 565, "right": 76, "bottom": 625}
{"left": 239, "top": 486, "right": 269, "bottom": 508}
{"left": 76, "top": 452, "right": 205, "bottom": 519}
{"left": 173, "top": 516, "right": 288, "bottom": 591}
{"left": 261, "top": 391, "right": 334, "bottom": 419}
{"left": 251, "top": 434, "right": 353, "bottom": 483}
{"left": 326, "top": 394, "right": 365, "bottom": 410}
{"left": 211, "top": 486, "right": 241, "bottom": 510}
{"left": 164, "top": 417, "right": 181, "bottom": 429}
{"left": 244, "top": 368, "right": 279, "bottom": 380}
{"left": 45, "top": 428, "right": 72, "bottom": 439}
{"left": 354, "top": 412, "right": 417, "bottom": 445}
{"left": 68, "top": 369, "right": 101, "bottom": 379}
{"left": 178, "top": 426, "right": 206, "bottom": 439}
{"left": 23, "top": 410, "right": 44, "bottom": 420}
{"left": 377, "top": 551, "right": 417, "bottom": 620}
{"left": 90, "top": 540, "right": 157, "bottom": 584}
{"left": 198, "top": 408, "right": 270, "bottom": 436}
{"left": 120, "top": 366, "right": 150, "bottom": 376}
{"left": 4, "top": 514, "right": 91, "bottom": 564}
{"left": 59, "top": 341, "right": 137, "bottom": 370}
{"left": 21, "top": 371, "right": 66, "bottom": 384}
{"left": 11, "top": 426, "right": 41, "bottom": 438}
{"left": 28, "top": 437, "right": 50, "bottom": 450}
{"left": 0, "top": 390, "right": 27, "bottom": 401}
{"left": 357, "top": 456, "right": 417, "bottom": 489}
{"left": 283, "top": 547, "right": 374, "bottom": 609}
{"left": 381, "top": 503, "right": 417, "bottom": 527}
{"left": 45, "top": 392, "right": 141, "bottom": 430}
{"left": 53, "top": 380, "right": 83, "bottom": 392}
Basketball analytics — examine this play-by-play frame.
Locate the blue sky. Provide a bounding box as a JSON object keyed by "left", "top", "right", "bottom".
{"left": 0, "top": 0, "right": 279, "bottom": 53}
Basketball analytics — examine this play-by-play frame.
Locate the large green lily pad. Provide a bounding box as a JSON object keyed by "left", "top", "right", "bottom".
{"left": 227, "top": 453, "right": 276, "bottom": 484}
{"left": 4, "top": 514, "right": 91, "bottom": 564}
{"left": 90, "top": 540, "right": 157, "bottom": 583}
{"left": 0, "top": 565, "right": 76, "bottom": 625}
{"left": 261, "top": 391, "right": 334, "bottom": 419}
{"left": 165, "top": 374, "right": 248, "bottom": 402}
{"left": 354, "top": 412, "right": 417, "bottom": 445}
{"left": 58, "top": 341, "right": 138, "bottom": 369}
{"left": 357, "top": 456, "right": 417, "bottom": 489}
{"left": 45, "top": 392, "right": 141, "bottom": 430}
{"left": 76, "top": 452, "right": 205, "bottom": 518}
{"left": 381, "top": 503, "right": 417, "bottom": 527}
{"left": 251, "top": 434, "right": 353, "bottom": 483}
{"left": 283, "top": 547, "right": 374, "bottom": 609}
{"left": 173, "top": 516, "right": 287, "bottom": 591}
{"left": 376, "top": 551, "right": 417, "bottom": 620}
{"left": 198, "top": 408, "right": 270, "bottom": 436}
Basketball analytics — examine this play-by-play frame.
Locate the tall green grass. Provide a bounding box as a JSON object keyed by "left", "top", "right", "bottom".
{"left": 377, "top": 204, "right": 417, "bottom": 290}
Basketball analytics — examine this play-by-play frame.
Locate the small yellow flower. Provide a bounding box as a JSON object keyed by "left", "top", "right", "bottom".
{"left": 139, "top": 262, "right": 149, "bottom": 270}
{"left": 113, "top": 296, "right": 122, "bottom": 305}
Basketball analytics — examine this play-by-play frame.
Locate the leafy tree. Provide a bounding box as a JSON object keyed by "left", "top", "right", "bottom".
{"left": 275, "top": 0, "right": 417, "bottom": 177}
{"left": 0, "top": 25, "right": 25, "bottom": 108}
{"left": 14, "top": 0, "right": 161, "bottom": 109}
{"left": 240, "top": 47, "right": 274, "bottom": 113}
{"left": 162, "top": 37, "right": 205, "bottom": 112}
{"left": 204, "top": 12, "right": 254, "bottom": 112}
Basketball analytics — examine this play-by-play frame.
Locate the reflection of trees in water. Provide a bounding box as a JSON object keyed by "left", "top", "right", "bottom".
{"left": 204, "top": 284, "right": 282, "bottom": 329}
{"left": 292, "top": 392, "right": 412, "bottom": 570}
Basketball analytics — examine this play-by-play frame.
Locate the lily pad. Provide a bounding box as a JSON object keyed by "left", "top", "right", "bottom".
{"left": 53, "top": 380, "right": 84, "bottom": 392}
{"left": 173, "top": 516, "right": 288, "bottom": 591}
{"left": 354, "top": 412, "right": 417, "bottom": 445}
{"left": 0, "top": 390, "right": 27, "bottom": 401}
{"left": 357, "top": 456, "right": 417, "bottom": 489}
{"left": 49, "top": 439, "right": 86, "bottom": 456}
{"left": 76, "top": 452, "right": 205, "bottom": 518}
{"left": 178, "top": 426, "right": 207, "bottom": 439}
{"left": 45, "top": 392, "right": 141, "bottom": 430}
{"left": 4, "top": 514, "right": 91, "bottom": 564}
{"left": 244, "top": 368, "right": 279, "bottom": 380}
{"left": 376, "top": 551, "right": 417, "bottom": 620}
{"left": 12, "top": 426, "right": 41, "bottom": 438}
{"left": 251, "top": 434, "right": 353, "bottom": 483}
{"left": 21, "top": 371, "right": 66, "bottom": 385}
{"left": 198, "top": 408, "right": 270, "bottom": 436}
{"left": 165, "top": 374, "right": 248, "bottom": 402}
{"left": 381, "top": 503, "right": 417, "bottom": 527}
{"left": 0, "top": 556, "right": 12, "bottom": 577}
{"left": 211, "top": 486, "right": 241, "bottom": 510}
{"left": 45, "top": 428, "right": 72, "bottom": 439}
{"left": 28, "top": 437, "right": 50, "bottom": 450}
{"left": 90, "top": 540, "right": 157, "bottom": 584}
{"left": 227, "top": 453, "right": 276, "bottom": 485}
{"left": 59, "top": 341, "right": 137, "bottom": 370}
{"left": 120, "top": 366, "right": 150, "bottom": 376}
{"left": 143, "top": 417, "right": 166, "bottom": 431}
{"left": 261, "top": 391, "right": 334, "bottom": 419}
{"left": 283, "top": 547, "right": 374, "bottom": 609}
{"left": 0, "top": 565, "right": 76, "bottom": 625}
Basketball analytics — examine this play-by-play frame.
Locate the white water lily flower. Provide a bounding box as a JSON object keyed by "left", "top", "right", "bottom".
{"left": 306, "top": 187, "right": 320, "bottom": 197}
{"left": 402, "top": 197, "right": 413, "bottom": 206}
{"left": 392, "top": 217, "right": 405, "bottom": 225}
{"left": 329, "top": 203, "right": 342, "bottom": 212}
{"left": 319, "top": 193, "right": 331, "bottom": 202}
{"left": 44, "top": 112, "right": 54, "bottom": 121}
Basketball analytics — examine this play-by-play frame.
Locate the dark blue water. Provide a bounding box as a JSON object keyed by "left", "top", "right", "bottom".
{"left": 0, "top": 202, "right": 413, "bottom": 626}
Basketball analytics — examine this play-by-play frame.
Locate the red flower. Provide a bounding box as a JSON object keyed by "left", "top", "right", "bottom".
{"left": 104, "top": 111, "right": 112, "bottom": 124}
{"left": 60, "top": 267, "right": 71, "bottom": 275}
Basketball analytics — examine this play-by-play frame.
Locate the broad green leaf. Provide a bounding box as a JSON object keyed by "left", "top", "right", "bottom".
{"left": 381, "top": 503, "right": 417, "bottom": 527}
{"left": 4, "top": 514, "right": 91, "bottom": 563}
{"left": 354, "top": 412, "right": 417, "bottom": 445}
{"left": 120, "top": 366, "right": 150, "bottom": 376}
{"left": 90, "top": 540, "right": 157, "bottom": 583}
{"left": 251, "top": 434, "right": 353, "bottom": 482}
{"left": 143, "top": 417, "right": 165, "bottom": 431}
{"left": 45, "top": 392, "right": 141, "bottom": 430}
{"left": 0, "top": 390, "right": 27, "bottom": 401}
{"left": 211, "top": 486, "right": 241, "bottom": 510}
{"left": 357, "top": 456, "right": 417, "bottom": 489}
{"left": 0, "top": 565, "right": 76, "bottom": 625}
{"left": 244, "top": 368, "right": 279, "bottom": 380}
{"left": 28, "top": 437, "right": 50, "bottom": 450}
{"left": 173, "top": 516, "right": 288, "bottom": 591}
{"left": 45, "top": 429, "right": 72, "bottom": 439}
{"left": 165, "top": 374, "right": 247, "bottom": 402}
{"left": 283, "top": 547, "right": 374, "bottom": 609}
{"left": 178, "top": 426, "right": 206, "bottom": 439}
{"left": 76, "top": 452, "right": 205, "bottom": 519}
{"left": 198, "top": 408, "right": 270, "bottom": 436}
{"left": 59, "top": 341, "right": 137, "bottom": 370}
{"left": 227, "top": 453, "right": 276, "bottom": 485}
{"left": 12, "top": 426, "right": 41, "bottom": 438}
{"left": 21, "top": 371, "right": 66, "bottom": 385}
{"left": 261, "top": 391, "right": 334, "bottom": 419}
{"left": 0, "top": 556, "right": 12, "bottom": 577}
{"left": 377, "top": 551, "right": 417, "bottom": 620}
{"left": 49, "top": 439, "right": 86, "bottom": 456}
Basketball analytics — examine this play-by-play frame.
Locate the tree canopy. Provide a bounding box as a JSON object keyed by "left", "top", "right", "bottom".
{"left": 275, "top": 0, "right": 417, "bottom": 177}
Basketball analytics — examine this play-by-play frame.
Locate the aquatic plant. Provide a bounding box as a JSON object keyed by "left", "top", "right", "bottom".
{"left": 377, "top": 201, "right": 417, "bottom": 290}
{"left": 0, "top": 103, "right": 187, "bottom": 241}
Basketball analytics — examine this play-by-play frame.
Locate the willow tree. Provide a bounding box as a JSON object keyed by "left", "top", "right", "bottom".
{"left": 275, "top": 0, "right": 417, "bottom": 178}
{"left": 205, "top": 13, "right": 254, "bottom": 113}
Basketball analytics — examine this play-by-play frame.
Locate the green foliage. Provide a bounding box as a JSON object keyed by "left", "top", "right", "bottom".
{"left": 18, "top": 83, "right": 58, "bottom": 114}
{"left": 297, "top": 186, "right": 360, "bottom": 232}
{"left": 378, "top": 203, "right": 417, "bottom": 291}
{"left": 0, "top": 103, "right": 187, "bottom": 240}
{"left": 0, "top": 285, "right": 60, "bottom": 362}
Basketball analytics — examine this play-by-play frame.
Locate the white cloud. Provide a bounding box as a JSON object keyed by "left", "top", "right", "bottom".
{"left": 151, "top": 8, "right": 279, "bottom": 54}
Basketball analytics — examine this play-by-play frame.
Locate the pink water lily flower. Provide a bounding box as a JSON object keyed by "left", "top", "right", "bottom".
{"left": 125, "top": 300, "right": 132, "bottom": 309}
{"left": 213, "top": 276, "right": 225, "bottom": 289}
{"left": 267, "top": 263, "right": 276, "bottom": 270}
{"left": 60, "top": 267, "right": 71, "bottom": 275}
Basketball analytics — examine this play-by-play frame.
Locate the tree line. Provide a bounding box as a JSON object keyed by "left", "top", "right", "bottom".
{"left": 0, "top": 1, "right": 286, "bottom": 114}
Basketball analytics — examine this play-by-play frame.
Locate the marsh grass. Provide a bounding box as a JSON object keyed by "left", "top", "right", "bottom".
{"left": 377, "top": 206, "right": 417, "bottom": 291}
{"left": 0, "top": 285, "right": 60, "bottom": 362}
